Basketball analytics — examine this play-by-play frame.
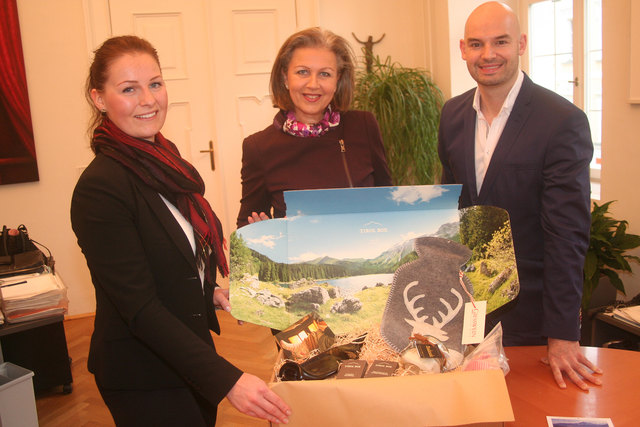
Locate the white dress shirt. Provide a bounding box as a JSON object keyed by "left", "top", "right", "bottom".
{"left": 473, "top": 70, "right": 525, "bottom": 194}
{"left": 159, "top": 193, "right": 205, "bottom": 289}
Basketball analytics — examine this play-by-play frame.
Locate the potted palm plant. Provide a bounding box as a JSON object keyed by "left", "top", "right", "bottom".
{"left": 353, "top": 55, "right": 444, "bottom": 185}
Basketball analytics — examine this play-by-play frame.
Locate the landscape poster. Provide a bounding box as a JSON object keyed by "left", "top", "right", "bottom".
{"left": 229, "top": 185, "right": 519, "bottom": 335}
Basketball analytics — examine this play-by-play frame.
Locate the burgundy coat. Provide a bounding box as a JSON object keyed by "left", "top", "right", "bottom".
{"left": 237, "top": 110, "right": 392, "bottom": 228}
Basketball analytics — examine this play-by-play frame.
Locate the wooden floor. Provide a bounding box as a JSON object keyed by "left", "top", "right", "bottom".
{"left": 35, "top": 312, "right": 278, "bottom": 426}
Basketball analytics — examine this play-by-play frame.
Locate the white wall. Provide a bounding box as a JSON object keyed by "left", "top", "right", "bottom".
{"left": 2, "top": 0, "right": 447, "bottom": 316}
{"left": 447, "top": 0, "right": 481, "bottom": 96}
{"left": 317, "top": 0, "right": 429, "bottom": 69}
{"left": 601, "top": 0, "right": 640, "bottom": 301}
{"left": 311, "top": 0, "right": 452, "bottom": 97}
{"left": 3, "top": 0, "right": 638, "bottom": 317}
{"left": 3, "top": 0, "right": 96, "bottom": 315}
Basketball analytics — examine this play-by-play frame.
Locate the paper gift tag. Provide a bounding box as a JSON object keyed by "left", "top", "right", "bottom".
{"left": 462, "top": 300, "right": 486, "bottom": 344}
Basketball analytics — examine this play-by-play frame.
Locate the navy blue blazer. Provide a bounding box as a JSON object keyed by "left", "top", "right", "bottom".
{"left": 71, "top": 154, "right": 242, "bottom": 407}
{"left": 438, "top": 73, "right": 593, "bottom": 344}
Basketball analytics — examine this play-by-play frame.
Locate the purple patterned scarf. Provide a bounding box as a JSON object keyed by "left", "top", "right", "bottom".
{"left": 281, "top": 106, "right": 340, "bottom": 137}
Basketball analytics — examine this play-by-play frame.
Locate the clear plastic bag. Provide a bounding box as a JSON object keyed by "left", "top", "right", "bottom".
{"left": 460, "top": 322, "right": 510, "bottom": 375}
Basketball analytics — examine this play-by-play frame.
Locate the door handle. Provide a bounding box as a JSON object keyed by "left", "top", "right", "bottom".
{"left": 568, "top": 77, "right": 579, "bottom": 87}
{"left": 199, "top": 140, "right": 215, "bottom": 171}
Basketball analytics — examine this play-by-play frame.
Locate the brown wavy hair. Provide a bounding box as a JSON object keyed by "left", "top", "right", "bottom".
{"left": 270, "top": 27, "right": 355, "bottom": 112}
{"left": 85, "top": 35, "right": 160, "bottom": 143}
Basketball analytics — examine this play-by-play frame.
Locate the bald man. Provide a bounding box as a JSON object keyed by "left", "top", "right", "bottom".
{"left": 438, "top": 1, "right": 602, "bottom": 390}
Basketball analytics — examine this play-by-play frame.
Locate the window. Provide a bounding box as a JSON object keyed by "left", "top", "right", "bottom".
{"left": 521, "top": 0, "right": 602, "bottom": 198}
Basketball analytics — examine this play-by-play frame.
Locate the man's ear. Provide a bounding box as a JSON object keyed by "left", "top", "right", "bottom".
{"left": 459, "top": 39, "right": 467, "bottom": 60}
{"left": 90, "top": 89, "right": 105, "bottom": 111}
{"left": 518, "top": 33, "right": 527, "bottom": 56}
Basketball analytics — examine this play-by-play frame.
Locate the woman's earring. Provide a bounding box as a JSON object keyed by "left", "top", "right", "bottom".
{"left": 285, "top": 82, "right": 289, "bottom": 90}
{"left": 100, "top": 109, "right": 107, "bottom": 115}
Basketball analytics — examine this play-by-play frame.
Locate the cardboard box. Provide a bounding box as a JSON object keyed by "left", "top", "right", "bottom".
{"left": 231, "top": 185, "right": 517, "bottom": 425}
{"left": 270, "top": 369, "right": 513, "bottom": 426}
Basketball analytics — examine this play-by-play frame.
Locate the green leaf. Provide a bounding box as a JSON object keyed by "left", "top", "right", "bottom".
{"left": 601, "top": 269, "right": 626, "bottom": 294}
{"left": 583, "top": 250, "right": 598, "bottom": 279}
{"left": 583, "top": 200, "right": 640, "bottom": 308}
{"left": 354, "top": 54, "right": 444, "bottom": 185}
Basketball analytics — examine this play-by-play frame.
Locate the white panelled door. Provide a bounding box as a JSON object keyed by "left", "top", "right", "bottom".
{"left": 107, "top": 0, "right": 296, "bottom": 244}
{"left": 208, "top": 1, "right": 296, "bottom": 232}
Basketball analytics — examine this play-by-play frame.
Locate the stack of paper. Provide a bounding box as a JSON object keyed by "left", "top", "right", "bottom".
{"left": 611, "top": 305, "right": 640, "bottom": 328}
{"left": 0, "top": 272, "right": 68, "bottom": 323}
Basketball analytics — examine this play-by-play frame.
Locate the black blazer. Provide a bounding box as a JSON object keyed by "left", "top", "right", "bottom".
{"left": 438, "top": 73, "right": 593, "bottom": 343}
{"left": 71, "top": 154, "right": 242, "bottom": 406}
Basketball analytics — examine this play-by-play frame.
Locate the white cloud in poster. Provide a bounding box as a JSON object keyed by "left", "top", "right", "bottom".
{"left": 247, "top": 232, "right": 283, "bottom": 249}
{"left": 390, "top": 186, "right": 446, "bottom": 205}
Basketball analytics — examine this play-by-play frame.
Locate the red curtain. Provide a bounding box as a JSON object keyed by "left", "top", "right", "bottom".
{"left": 0, "top": 0, "right": 36, "bottom": 159}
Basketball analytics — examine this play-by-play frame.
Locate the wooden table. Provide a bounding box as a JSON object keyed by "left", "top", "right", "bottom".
{"left": 504, "top": 346, "right": 640, "bottom": 426}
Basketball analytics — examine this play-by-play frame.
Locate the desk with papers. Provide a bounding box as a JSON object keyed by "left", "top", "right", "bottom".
{"left": 0, "top": 272, "right": 72, "bottom": 392}
{"left": 591, "top": 308, "right": 640, "bottom": 348}
{"left": 0, "top": 272, "right": 67, "bottom": 324}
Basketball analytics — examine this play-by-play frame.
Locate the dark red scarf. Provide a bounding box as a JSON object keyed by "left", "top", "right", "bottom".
{"left": 92, "top": 117, "right": 228, "bottom": 279}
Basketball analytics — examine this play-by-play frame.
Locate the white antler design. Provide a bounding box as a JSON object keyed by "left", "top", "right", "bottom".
{"left": 403, "top": 281, "right": 463, "bottom": 342}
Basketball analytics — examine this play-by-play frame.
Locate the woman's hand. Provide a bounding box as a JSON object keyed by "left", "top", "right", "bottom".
{"left": 213, "top": 286, "right": 243, "bottom": 325}
{"left": 213, "top": 287, "right": 231, "bottom": 312}
{"left": 226, "top": 373, "right": 291, "bottom": 424}
{"left": 247, "top": 211, "right": 270, "bottom": 224}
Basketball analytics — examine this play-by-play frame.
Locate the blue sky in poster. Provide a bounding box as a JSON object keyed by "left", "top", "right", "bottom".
{"left": 234, "top": 185, "right": 462, "bottom": 264}
{"left": 284, "top": 184, "right": 462, "bottom": 216}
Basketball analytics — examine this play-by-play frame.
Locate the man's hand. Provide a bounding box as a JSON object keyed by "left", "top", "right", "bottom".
{"left": 226, "top": 373, "right": 291, "bottom": 424}
{"left": 543, "top": 338, "right": 603, "bottom": 390}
